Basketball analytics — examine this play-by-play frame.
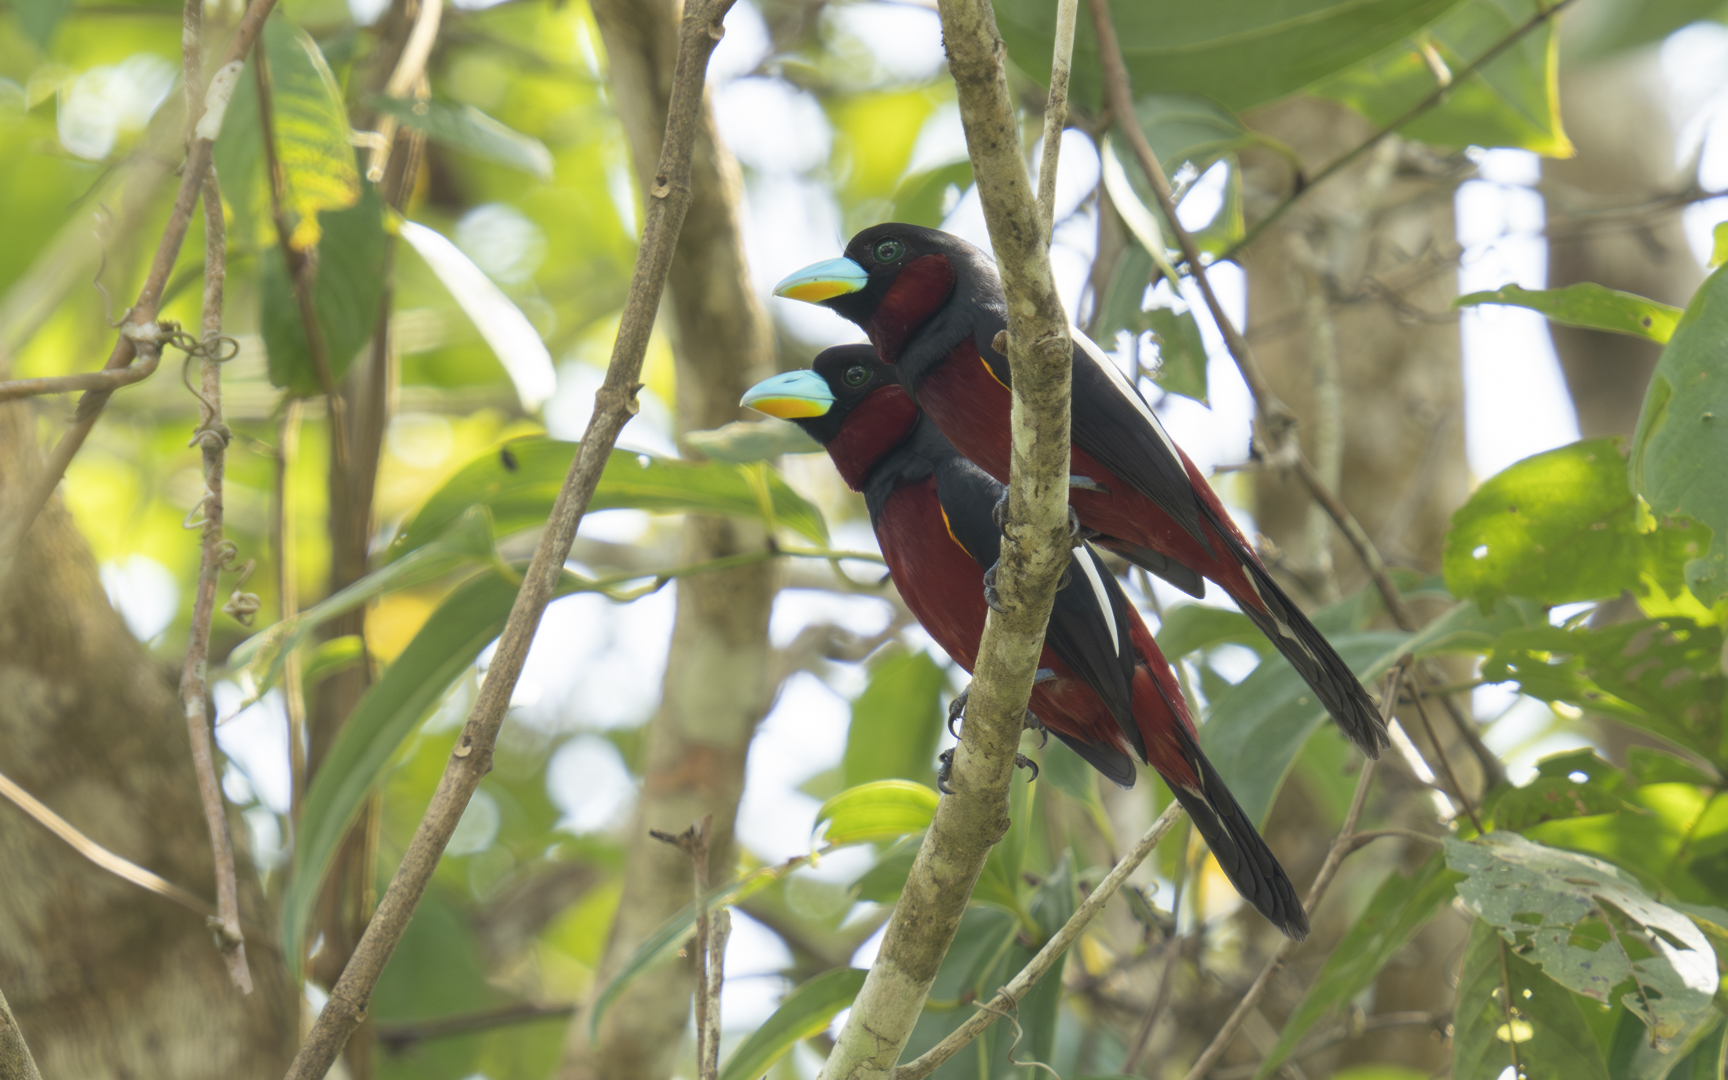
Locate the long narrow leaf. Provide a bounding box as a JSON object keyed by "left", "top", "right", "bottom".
{"left": 718, "top": 968, "right": 868, "bottom": 1080}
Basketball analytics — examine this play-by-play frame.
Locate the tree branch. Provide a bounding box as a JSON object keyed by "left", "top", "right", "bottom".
{"left": 0, "top": 360, "right": 161, "bottom": 403}
{"left": 1033, "top": 0, "right": 1077, "bottom": 242}
{"left": 177, "top": 165, "right": 252, "bottom": 993}
{"left": 894, "top": 801, "right": 1186, "bottom": 1080}
{"left": 817, "top": 0, "right": 1075, "bottom": 1076}
{"left": 0, "top": 0, "right": 279, "bottom": 566}
{"left": 0, "top": 982, "right": 41, "bottom": 1080}
{"left": 278, "top": 2, "right": 737, "bottom": 1074}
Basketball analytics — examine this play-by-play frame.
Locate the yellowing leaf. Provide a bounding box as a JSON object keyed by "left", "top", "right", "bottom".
{"left": 262, "top": 14, "right": 360, "bottom": 248}
{"left": 815, "top": 780, "right": 939, "bottom": 846}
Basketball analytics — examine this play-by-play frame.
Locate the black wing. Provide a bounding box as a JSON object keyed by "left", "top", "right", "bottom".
{"left": 931, "top": 454, "right": 1141, "bottom": 760}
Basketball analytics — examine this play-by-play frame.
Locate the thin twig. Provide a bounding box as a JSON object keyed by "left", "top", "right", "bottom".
{"left": 894, "top": 802, "right": 1187, "bottom": 1080}
{"left": 1179, "top": 759, "right": 1379, "bottom": 1080}
{"left": 1117, "top": 910, "right": 1182, "bottom": 1072}
{"left": 1347, "top": 828, "right": 1445, "bottom": 853}
{"left": 0, "top": 981, "right": 42, "bottom": 1080}
{"left": 1034, "top": 0, "right": 1077, "bottom": 243}
{"left": 1408, "top": 682, "right": 1484, "bottom": 833}
{"left": 374, "top": 1002, "right": 577, "bottom": 1051}
{"left": 0, "top": 359, "right": 161, "bottom": 403}
{"left": 0, "top": 767, "right": 217, "bottom": 921}
{"left": 1219, "top": 0, "right": 1581, "bottom": 264}
{"left": 0, "top": 0, "right": 279, "bottom": 563}
{"left": 1178, "top": 667, "right": 1402, "bottom": 1080}
{"left": 177, "top": 165, "right": 252, "bottom": 993}
{"left": 651, "top": 818, "right": 725, "bottom": 1080}
{"left": 366, "top": 0, "right": 443, "bottom": 183}
{"left": 278, "top": 4, "right": 737, "bottom": 1074}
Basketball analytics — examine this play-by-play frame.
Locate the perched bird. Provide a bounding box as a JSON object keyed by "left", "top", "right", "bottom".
{"left": 741, "top": 345, "right": 1308, "bottom": 939}
{"left": 773, "top": 225, "right": 1389, "bottom": 760}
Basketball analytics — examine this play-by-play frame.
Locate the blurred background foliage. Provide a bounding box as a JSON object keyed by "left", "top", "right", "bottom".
{"left": 4, "top": 0, "right": 1728, "bottom": 1078}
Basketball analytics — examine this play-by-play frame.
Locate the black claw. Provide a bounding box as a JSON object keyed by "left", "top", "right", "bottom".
{"left": 1069, "top": 475, "right": 1111, "bottom": 495}
{"left": 1023, "top": 710, "right": 1049, "bottom": 748}
{"left": 946, "top": 685, "right": 970, "bottom": 739}
{"left": 936, "top": 748, "right": 955, "bottom": 794}
{"left": 991, "top": 490, "right": 1009, "bottom": 532}
{"left": 1014, "top": 753, "right": 1039, "bottom": 782}
{"left": 1067, "top": 505, "right": 1087, "bottom": 543}
{"left": 1056, "top": 562, "right": 1072, "bottom": 591}
{"left": 983, "top": 563, "right": 1008, "bottom": 613}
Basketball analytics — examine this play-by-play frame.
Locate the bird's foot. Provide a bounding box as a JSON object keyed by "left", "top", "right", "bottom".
{"left": 937, "top": 748, "right": 955, "bottom": 794}
{"left": 1023, "top": 708, "right": 1049, "bottom": 749}
{"left": 946, "top": 685, "right": 970, "bottom": 739}
{"left": 1015, "top": 753, "right": 1039, "bottom": 782}
{"left": 983, "top": 562, "right": 1007, "bottom": 613}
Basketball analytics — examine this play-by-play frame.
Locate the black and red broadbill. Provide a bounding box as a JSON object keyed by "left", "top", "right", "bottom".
{"left": 772, "top": 225, "right": 1390, "bottom": 761}
{"left": 742, "top": 346, "right": 1307, "bottom": 939}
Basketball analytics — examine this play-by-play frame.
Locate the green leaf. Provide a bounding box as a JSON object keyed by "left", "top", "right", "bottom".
{"left": 1038, "top": 737, "right": 1100, "bottom": 808}
{"left": 1633, "top": 264, "right": 1728, "bottom": 603}
{"left": 261, "top": 186, "right": 390, "bottom": 394}
{"left": 1483, "top": 749, "right": 1642, "bottom": 832}
{"left": 1444, "top": 438, "right": 1709, "bottom": 609}
{"left": 685, "top": 419, "right": 824, "bottom": 463}
{"left": 892, "top": 160, "right": 974, "bottom": 229}
{"left": 1453, "top": 918, "right": 1612, "bottom": 1080}
{"left": 16, "top": 0, "right": 75, "bottom": 51}
{"left": 1448, "top": 832, "right": 1721, "bottom": 1045}
{"left": 258, "top": 13, "right": 363, "bottom": 248}
{"left": 1481, "top": 617, "right": 1727, "bottom": 770}
{"left": 1712, "top": 223, "right": 1728, "bottom": 270}
{"left": 390, "top": 437, "right": 829, "bottom": 557}
{"left": 1316, "top": 0, "right": 1569, "bottom": 155}
{"left": 1093, "top": 243, "right": 1157, "bottom": 345}
{"left": 994, "top": 0, "right": 1467, "bottom": 113}
{"left": 1142, "top": 307, "right": 1209, "bottom": 404}
{"left": 301, "top": 634, "right": 365, "bottom": 691}
{"left": 227, "top": 507, "right": 500, "bottom": 701}
{"left": 1627, "top": 748, "right": 1720, "bottom": 788}
{"left": 281, "top": 565, "right": 598, "bottom": 979}
{"left": 1155, "top": 603, "right": 1265, "bottom": 659}
{"left": 851, "top": 836, "right": 922, "bottom": 904}
{"left": 1458, "top": 283, "right": 1682, "bottom": 343}
{"left": 1256, "top": 849, "right": 1465, "bottom": 1078}
{"left": 842, "top": 646, "right": 947, "bottom": 788}
{"left": 371, "top": 97, "right": 553, "bottom": 179}
{"left": 1609, "top": 1001, "right": 1727, "bottom": 1080}
{"left": 815, "top": 781, "right": 940, "bottom": 846}
{"left": 719, "top": 969, "right": 868, "bottom": 1080}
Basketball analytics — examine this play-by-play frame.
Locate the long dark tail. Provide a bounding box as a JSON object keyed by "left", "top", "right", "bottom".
{"left": 1213, "top": 514, "right": 1389, "bottom": 758}
{"left": 1165, "top": 725, "right": 1308, "bottom": 940}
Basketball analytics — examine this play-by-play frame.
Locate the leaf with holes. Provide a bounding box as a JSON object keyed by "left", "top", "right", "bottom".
{"left": 1458, "top": 284, "right": 1682, "bottom": 343}
{"left": 1141, "top": 306, "right": 1208, "bottom": 404}
{"left": 1444, "top": 438, "right": 1709, "bottom": 609}
{"left": 390, "top": 437, "right": 828, "bottom": 558}
{"left": 1453, "top": 918, "right": 1612, "bottom": 1080}
{"left": 1447, "top": 833, "right": 1720, "bottom": 1046}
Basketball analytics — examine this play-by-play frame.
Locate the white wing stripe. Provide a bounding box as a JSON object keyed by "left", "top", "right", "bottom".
{"left": 1070, "top": 328, "right": 1182, "bottom": 462}
{"left": 1076, "top": 544, "right": 1122, "bottom": 657}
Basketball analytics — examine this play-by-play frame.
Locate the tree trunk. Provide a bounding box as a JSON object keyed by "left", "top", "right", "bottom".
{"left": 1238, "top": 95, "right": 1472, "bottom": 1075}
{"left": 0, "top": 404, "right": 296, "bottom": 1077}
{"left": 559, "top": 2, "right": 778, "bottom": 1078}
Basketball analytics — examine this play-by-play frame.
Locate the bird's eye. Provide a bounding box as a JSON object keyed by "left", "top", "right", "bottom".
{"left": 843, "top": 365, "right": 871, "bottom": 387}
{"left": 873, "top": 239, "right": 904, "bottom": 263}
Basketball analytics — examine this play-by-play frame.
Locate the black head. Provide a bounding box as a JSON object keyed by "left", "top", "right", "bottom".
{"left": 739, "top": 345, "right": 920, "bottom": 490}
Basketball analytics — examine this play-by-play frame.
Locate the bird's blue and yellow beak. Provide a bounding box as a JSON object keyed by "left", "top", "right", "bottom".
{"left": 772, "top": 257, "right": 869, "bottom": 304}
{"left": 740, "top": 369, "right": 835, "bottom": 419}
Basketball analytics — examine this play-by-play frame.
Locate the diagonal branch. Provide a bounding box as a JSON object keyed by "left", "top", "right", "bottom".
{"left": 0, "top": 360, "right": 160, "bottom": 403}
{"left": 278, "top": 2, "right": 738, "bottom": 1074}
{"left": 0, "top": 0, "right": 281, "bottom": 568}
{"left": 817, "top": 1, "right": 1077, "bottom": 1077}
{"left": 894, "top": 801, "right": 1186, "bottom": 1080}
{"left": 0, "top": 981, "right": 41, "bottom": 1080}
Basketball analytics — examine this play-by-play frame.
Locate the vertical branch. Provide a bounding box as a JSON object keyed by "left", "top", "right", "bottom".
{"left": 651, "top": 817, "right": 730, "bottom": 1080}
{"left": 275, "top": 401, "right": 308, "bottom": 823}
{"left": 1034, "top": 0, "right": 1078, "bottom": 242}
{"left": 177, "top": 167, "right": 252, "bottom": 993}
{"left": 279, "top": 4, "right": 737, "bottom": 1075}
{"left": 0, "top": 983, "right": 41, "bottom": 1080}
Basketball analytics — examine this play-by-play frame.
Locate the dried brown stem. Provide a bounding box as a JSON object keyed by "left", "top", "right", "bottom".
{"left": 1178, "top": 759, "right": 1379, "bottom": 1080}
{"left": 895, "top": 802, "right": 1187, "bottom": 1080}
{"left": 0, "top": 359, "right": 161, "bottom": 403}
{"left": 651, "top": 817, "right": 729, "bottom": 1080}
{"left": 278, "top": 3, "right": 736, "bottom": 1074}
{"left": 177, "top": 165, "right": 252, "bottom": 994}
{"left": 0, "top": 0, "right": 280, "bottom": 562}
{"left": 1033, "top": 0, "right": 1077, "bottom": 242}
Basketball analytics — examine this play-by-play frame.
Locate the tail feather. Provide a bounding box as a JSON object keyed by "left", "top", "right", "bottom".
{"left": 1165, "top": 726, "right": 1308, "bottom": 940}
{"left": 1045, "top": 725, "right": 1138, "bottom": 789}
{"left": 1096, "top": 537, "right": 1206, "bottom": 599}
{"left": 1232, "top": 545, "right": 1390, "bottom": 758}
